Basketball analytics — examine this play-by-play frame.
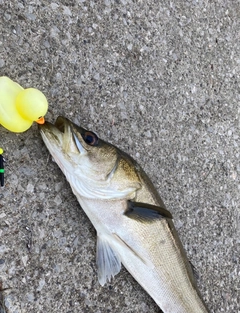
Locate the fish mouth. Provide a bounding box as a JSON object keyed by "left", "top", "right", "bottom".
{"left": 40, "top": 116, "right": 71, "bottom": 139}
{"left": 39, "top": 116, "right": 68, "bottom": 133}
{"left": 54, "top": 116, "right": 68, "bottom": 134}
{"left": 39, "top": 116, "right": 78, "bottom": 154}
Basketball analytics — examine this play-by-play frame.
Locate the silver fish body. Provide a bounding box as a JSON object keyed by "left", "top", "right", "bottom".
{"left": 40, "top": 116, "right": 210, "bottom": 313}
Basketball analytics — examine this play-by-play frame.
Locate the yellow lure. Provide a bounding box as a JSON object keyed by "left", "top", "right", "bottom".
{"left": 0, "top": 76, "right": 48, "bottom": 132}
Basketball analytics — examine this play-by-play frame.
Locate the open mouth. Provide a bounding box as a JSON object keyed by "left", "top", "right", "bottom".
{"left": 52, "top": 116, "right": 82, "bottom": 154}
{"left": 54, "top": 116, "right": 67, "bottom": 133}
{"left": 40, "top": 116, "right": 82, "bottom": 154}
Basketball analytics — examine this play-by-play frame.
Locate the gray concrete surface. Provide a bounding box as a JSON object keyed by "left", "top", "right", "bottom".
{"left": 0, "top": 1, "right": 239, "bottom": 312}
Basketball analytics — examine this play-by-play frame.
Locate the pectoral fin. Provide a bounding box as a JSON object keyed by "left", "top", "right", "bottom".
{"left": 124, "top": 200, "right": 173, "bottom": 222}
{"left": 96, "top": 235, "right": 122, "bottom": 286}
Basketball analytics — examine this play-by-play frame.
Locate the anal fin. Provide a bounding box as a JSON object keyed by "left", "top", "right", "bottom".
{"left": 96, "top": 235, "right": 122, "bottom": 286}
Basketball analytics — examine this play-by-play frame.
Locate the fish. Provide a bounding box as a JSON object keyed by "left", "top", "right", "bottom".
{"left": 39, "top": 116, "right": 210, "bottom": 313}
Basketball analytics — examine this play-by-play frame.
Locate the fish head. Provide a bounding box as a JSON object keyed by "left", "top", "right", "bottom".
{"left": 39, "top": 116, "right": 141, "bottom": 200}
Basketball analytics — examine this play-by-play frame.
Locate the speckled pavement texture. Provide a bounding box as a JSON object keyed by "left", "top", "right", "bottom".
{"left": 0, "top": 1, "right": 239, "bottom": 312}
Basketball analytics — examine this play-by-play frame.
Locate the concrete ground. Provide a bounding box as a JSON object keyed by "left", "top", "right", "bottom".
{"left": 0, "top": 1, "right": 239, "bottom": 312}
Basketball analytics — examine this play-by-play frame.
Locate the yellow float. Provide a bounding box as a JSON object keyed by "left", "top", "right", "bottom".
{"left": 0, "top": 76, "right": 48, "bottom": 132}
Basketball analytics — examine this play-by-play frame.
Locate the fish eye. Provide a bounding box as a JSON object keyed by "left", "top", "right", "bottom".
{"left": 83, "top": 131, "right": 99, "bottom": 146}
